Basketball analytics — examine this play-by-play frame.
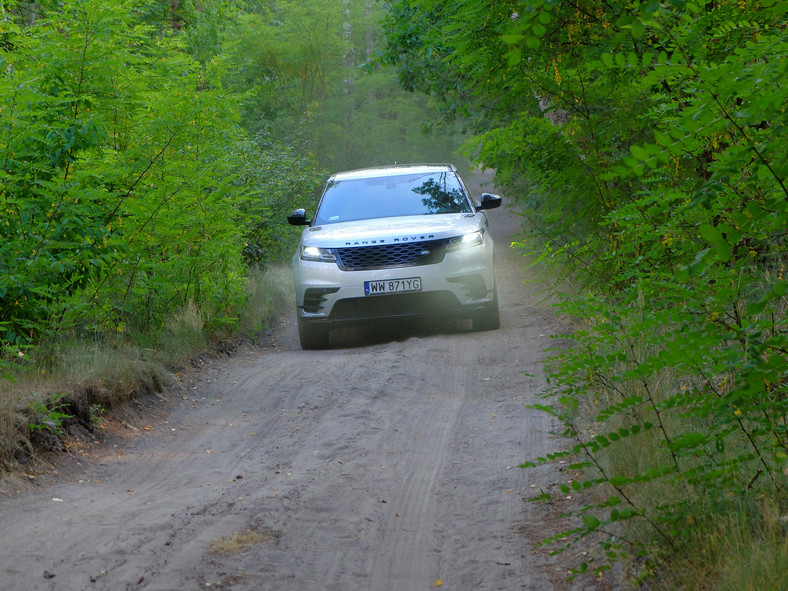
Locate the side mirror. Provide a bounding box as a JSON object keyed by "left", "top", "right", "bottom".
{"left": 477, "top": 193, "right": 502, "bottom": 211}
{"left": 287, "top": 208, "right": 311, "bottom": 226}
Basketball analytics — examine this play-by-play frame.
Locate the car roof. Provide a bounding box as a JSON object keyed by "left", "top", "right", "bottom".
{"left": 329, "top": 164, "right": 457, "bottom": 182}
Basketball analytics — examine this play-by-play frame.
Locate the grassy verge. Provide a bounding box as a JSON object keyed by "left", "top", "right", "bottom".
{"left": 522, "top": 302, "right": 788, "bottom": 590}
{"left": 595, "top": 384, "right": 788, "bottom": 590}
{"left": 0, "top": 264, "right": 294, "bottom": 471}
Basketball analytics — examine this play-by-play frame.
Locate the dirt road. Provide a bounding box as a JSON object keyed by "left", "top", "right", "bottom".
{"left": 0, "top": 179, "right": 589, "bottom": 590}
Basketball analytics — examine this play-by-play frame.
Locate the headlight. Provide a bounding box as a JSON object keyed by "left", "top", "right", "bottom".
{"left": 446, "top": 230, "right": 484, "bottom": 251}
{"left": 300, "top": 245, "right": 337, "bottom": 262}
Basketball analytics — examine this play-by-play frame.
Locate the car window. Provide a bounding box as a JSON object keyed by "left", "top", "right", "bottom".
{"left": 313, "top": 171, "right": 473, "bottom": 225}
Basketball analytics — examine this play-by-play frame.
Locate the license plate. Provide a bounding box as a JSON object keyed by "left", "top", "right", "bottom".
{"left": 364, "top": 277, "right": 422, "bottom": 296}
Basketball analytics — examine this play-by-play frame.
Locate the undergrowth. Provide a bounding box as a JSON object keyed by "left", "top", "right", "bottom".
{"left": 522, "top": 287, "right": 787, "bottom": 588}
{"left": 0, "top": 264, "right": 294, "bottom": 470}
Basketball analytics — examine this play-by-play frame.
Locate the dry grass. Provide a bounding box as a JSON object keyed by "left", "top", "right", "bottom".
{"left": 556, "top": 326, "right": 788, "bottom": 590}
{"left": 639, "top": 495, "right": 788, "bottom": 591}
{"left": 155, "top": 301, "right": 209, "bottom": 366}
{"left": 0, "top": 343, "right": 173, "bottom": 463}
{"left": 210, "top": 527, "right": 280, "bottom": 556}
{"left": 237, "top": 263, "right": 294, "bottom": 338}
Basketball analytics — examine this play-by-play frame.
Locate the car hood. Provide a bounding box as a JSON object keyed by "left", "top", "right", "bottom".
{"left": 300, "top": 214, "right": 485, "bottom": 248}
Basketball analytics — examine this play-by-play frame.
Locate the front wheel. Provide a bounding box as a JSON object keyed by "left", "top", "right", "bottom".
{"left": 472, "top": 291, "right": 500, "bottom": 332}
{"left": 297, "top": 316, "right": 330, "bottom": 349}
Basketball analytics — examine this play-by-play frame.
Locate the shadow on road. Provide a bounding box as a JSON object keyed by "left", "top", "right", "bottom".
{"left": 326, "top": 317, "right": 474, "bottom": 349}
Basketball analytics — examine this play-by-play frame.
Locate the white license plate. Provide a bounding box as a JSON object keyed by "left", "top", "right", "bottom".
{"left": 364, "top": 277, "right": 422, "bottom": 296}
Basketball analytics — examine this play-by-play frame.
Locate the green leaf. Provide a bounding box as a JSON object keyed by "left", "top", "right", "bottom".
{"left": 654, "top": 130, "right": 671, "bottom": 146}
{"left": 582, "top": 514, "right": 601, "bottom": 529}
{"left": 699, "top": 223, "right": 723, "bottom": 244}
{"left": 668, "top": 432, "right": 709, "bottom": 452}
{"left": 501, "top": 33, "right": 524, "bottom": 44}
{"left": 630, "top": 145, "right": 649, "bottom": 161}
{"left": 506, "top": 48, "right": 522, "bottom": 67}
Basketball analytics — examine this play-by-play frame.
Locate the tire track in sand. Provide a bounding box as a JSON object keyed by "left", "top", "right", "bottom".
{"left": 366, "top": 339, "right": 477, "bottom": 590}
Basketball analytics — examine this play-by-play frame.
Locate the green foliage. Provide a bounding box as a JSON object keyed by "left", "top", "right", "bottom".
{"left": 222, "top": 0, "right": 348, "bottom": 144}
{"left": 29, "top": 392, "right": 72, "bottom": 435}
{"left": 2, "top": 1, "right": 218, "bottom": 340}
{"left": 1, "top": 0, "right": 456, "bottom": 357}
{"left": 316, "top": 68, "right": 467, "bottom": 171}
{"left": 88, "top": 403, "right": 105, "bottom": 431}
{"left": 0, "top": 0, "right": 325, "bottom": 349}
{"left": 224, "top": 0, "right": 465, "bottom": 171}
{"left": 231, "top": 135, "right": 324, "bottom": 263}
{"left": 383, "top": 0, "right": 788, "bottom": 585}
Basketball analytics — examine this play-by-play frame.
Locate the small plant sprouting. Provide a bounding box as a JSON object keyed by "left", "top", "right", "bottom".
{"left": 29, "top": 393, "right": 72, "bottom": 436}
{"left": 88, "top": 403, "right": 106, "bottom": 431}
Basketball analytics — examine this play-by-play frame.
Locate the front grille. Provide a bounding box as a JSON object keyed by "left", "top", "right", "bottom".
{"left": 335, "top": 239, "right": 447, "bottom": 271}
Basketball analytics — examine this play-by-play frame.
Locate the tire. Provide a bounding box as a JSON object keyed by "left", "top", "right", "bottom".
{"left": 473, "top": 290, "right": 500, "bottom": 332}
{"left": 297, "top": 316, "right": 330, "bottom": 349}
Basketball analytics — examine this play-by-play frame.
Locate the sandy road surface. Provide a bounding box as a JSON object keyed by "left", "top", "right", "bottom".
{"left": 0, "top": 180, "right": 594, "bottom": 591}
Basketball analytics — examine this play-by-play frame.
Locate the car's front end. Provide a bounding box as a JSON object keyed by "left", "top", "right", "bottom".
{"left": 288, "top": 164, "right": 501, "bottom": 349}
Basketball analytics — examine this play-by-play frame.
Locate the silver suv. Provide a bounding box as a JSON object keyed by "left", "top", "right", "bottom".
{"left": 287, "top": 164, "right": 501, "bottom": 349}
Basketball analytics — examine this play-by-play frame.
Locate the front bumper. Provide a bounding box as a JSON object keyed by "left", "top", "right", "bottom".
{"left": 293, "top": 245, "right": 495, "bottom": 326}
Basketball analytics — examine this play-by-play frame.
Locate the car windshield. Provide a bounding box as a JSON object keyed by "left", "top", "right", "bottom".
{"left": 313, "top": 171, "right": 473, "bottom": 225}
